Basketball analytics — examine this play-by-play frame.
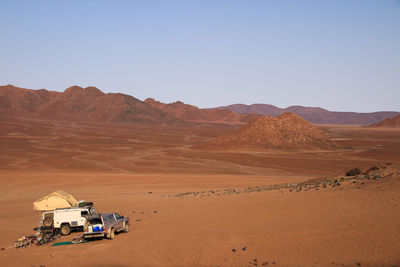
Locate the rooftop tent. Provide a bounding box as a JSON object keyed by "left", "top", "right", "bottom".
{"left": 33, "top": 191, "right": 78, "bottom": 211}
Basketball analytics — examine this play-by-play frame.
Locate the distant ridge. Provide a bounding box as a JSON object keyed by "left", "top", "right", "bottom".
{"left": 145, "top": 98, "right": 260, "bottom": 123}
{"left": 217, "top": 103, "right": 400, "bottom": 125}
{"left": 209, "top": 113, "right": 333, "bottom": 149}
{"left": 0, "top": 85, "right": 183, "bottom": 124}
{"left": 369, "top": 115, "right": 400, "bottom": 128}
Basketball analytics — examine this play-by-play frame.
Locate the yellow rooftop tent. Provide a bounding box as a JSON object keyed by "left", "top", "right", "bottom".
{"left": 33, "top": 191, "right": 78, "bottom": 211}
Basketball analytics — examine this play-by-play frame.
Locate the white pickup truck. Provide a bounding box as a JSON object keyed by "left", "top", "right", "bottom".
{"left": 41, "top": 205, "right": 98, "bottom": 235}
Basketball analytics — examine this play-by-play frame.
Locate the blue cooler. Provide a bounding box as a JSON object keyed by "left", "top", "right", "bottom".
{"left": 92, "top": 224, "right": 103, "bottom": 232}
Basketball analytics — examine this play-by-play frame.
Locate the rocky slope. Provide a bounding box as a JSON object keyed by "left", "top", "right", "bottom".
{"left": 369, "top": 115, "right": 400, "bottom": 127}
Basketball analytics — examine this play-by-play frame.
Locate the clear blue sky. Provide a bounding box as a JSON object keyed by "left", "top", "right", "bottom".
{"left": 0, "top": 0, "right": 399, "bottom": 112}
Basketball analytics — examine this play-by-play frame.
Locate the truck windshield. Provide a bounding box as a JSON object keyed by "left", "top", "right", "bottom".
{"left": 103, "top": 215, "right": 115, "bottom": 223}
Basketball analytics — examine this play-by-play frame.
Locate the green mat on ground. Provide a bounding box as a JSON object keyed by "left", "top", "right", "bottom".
{"left": 51, "top": 240, "right": 89, "bottom": 246}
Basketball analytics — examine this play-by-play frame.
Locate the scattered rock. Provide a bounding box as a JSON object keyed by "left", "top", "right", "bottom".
{"left": 262, "top": 262, "right": 269, "bottom": 266}
{"left": 232, "top": 249, "right": 236, "bottom": 252}
{"left": 153, "top": 210, "right": 158, "bottom": 214}
{"left": 148, "top": 191, "right": 152, "bottom": 194}
{"left": 242, "top": 246, "right": 247, "bottom": 251}
{"left": 356, "top": 262, "right": 361, "bottom": 266}
{"left": 367, "top": 165, "right": 380, "bottom": 172}
{"left": 136, "top": 219, "right": 141, "bottom": 222}
{"left": 141, "top": 211, "right": 144, "bottom": 214}
{"left": 165, "top": 164, "right": 398, "bottom": 198}
{"left": 0, "top": 248, "right": 5, "bottom": 251}
{"left": 346, "top": 168, "right": 362, "bottom": 176}
{"left": 176, "top": 192, "right": 193, "bottom": 197}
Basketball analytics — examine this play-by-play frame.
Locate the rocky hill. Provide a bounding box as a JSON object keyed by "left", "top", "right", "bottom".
{"left": 369, "top": 115, "right": 400, "bottom": 127}
{"left": 218, "top": 103, "right": 400, "bottom": 125}
{"left": 0, "top": 85, "right": 182, "bottom": 124}
{"left": 0, "top": 84, "right": 58, "bottom": 117}
{"left": 210, "top": 113, "right": 332, "bottom": 149}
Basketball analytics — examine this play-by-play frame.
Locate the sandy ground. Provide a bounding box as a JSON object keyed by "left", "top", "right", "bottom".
{"left": 0, "top": 118, "right": 400, "bottom": 267}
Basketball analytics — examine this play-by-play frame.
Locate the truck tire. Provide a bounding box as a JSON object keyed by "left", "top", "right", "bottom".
{"left": 60, "top": 224, "right": 71, "bottom": 236}
{"left": 123, "top": 223, "right": 129, "bottom": 233}
{"left": 43, "top": 217, "right": 54, "bottom": 227}
{"left": 107, "top": 228, "right": 115, "bottom": 240}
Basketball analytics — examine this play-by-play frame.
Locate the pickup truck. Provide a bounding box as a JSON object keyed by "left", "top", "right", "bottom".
{"left": 83, "top": 212, "right": 129, "bottom": 240}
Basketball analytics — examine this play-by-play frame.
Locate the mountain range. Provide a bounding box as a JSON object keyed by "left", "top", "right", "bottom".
{"left": 1, "top": 84, "right": 399, "bottom": 126}
{"left": 0, "top": 85, "right": 182, "bottom": 124}
{"left": 217, "top": 104, "right": 400, "bottom": 125}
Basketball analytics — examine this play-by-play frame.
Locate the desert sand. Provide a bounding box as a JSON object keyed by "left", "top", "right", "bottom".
{"left": 1, "top": 118, "right": 400, "bottom": 267}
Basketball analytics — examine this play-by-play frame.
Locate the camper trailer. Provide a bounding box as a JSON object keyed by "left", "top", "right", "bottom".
{"left": 41, "top": 204, "right": 98, "bottom": 235}
{"left": 33, "top": 191, "right": 98, "bottom": 235}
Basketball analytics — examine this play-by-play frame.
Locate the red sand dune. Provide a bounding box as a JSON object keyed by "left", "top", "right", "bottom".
{"left": 218, "top": 103, "right": 400, "bottom": 125}
{"left": 145, "top": 98, "right": 260, "bottom": 123}
{"left": 369, "top": 115, "right": 400, "bottom": 127}
{"left": 210, "top": 112, "right": 332, "bottom": 149}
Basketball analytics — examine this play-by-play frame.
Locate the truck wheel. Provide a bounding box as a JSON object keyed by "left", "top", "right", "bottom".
{"left": 60, "top": 224, "right": 71, "bottom": 236}
{"left": 107, "top": 228, "right": 115, "bottom": 240}
{"left": 43, "top": 217, "right": 53, "bottom": 227}
{"left": 123, "top": 223, "right": 129, "bottom": 233}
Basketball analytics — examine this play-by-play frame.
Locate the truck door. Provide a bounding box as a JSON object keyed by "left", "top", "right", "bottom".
{"left": 111, "top": 214, "right": 119, "bottom": 229}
